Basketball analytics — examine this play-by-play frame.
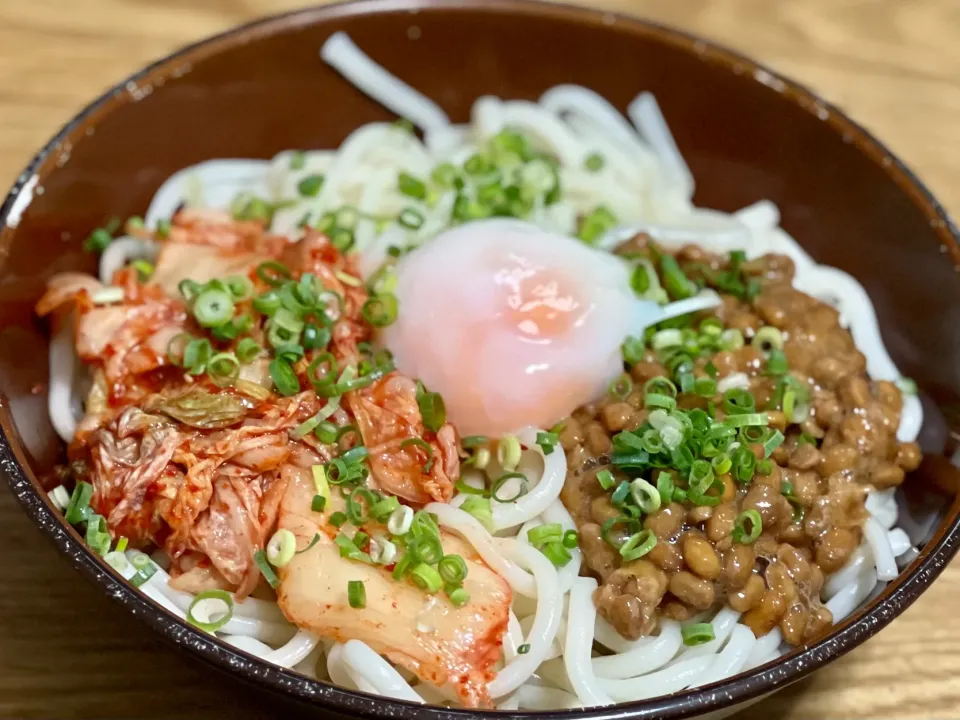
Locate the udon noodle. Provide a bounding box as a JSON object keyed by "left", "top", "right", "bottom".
{"left": 39, "top": 32, "right": 923, "bottom": 709}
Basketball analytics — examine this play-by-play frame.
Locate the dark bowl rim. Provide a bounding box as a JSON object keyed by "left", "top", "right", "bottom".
{"left": 1, "top": 1, "right": 959, "bottom": 718}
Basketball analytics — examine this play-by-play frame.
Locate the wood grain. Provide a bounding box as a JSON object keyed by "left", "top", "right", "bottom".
{"left": 1, "top": 1, "right": 959, "bottom": 718}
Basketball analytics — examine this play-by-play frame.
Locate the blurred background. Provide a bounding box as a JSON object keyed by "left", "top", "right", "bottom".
{"left": 1, "top": 1, "right": 958, "bottom": 718}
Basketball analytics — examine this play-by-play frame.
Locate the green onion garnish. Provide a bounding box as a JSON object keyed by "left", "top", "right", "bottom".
{"left": 348, "top": 580, "right": 367, "bottom": 608}
{"left": 397, "top": 172, "right": 427, "bottom": 200}
{"left": 492, "top": 472, "right": 528, "bottom": 503}
{"left": 297, "top": 174, "right": 324, "bottom": 197}
{"left": 254, "top": 550, "right": 280, "bottom": 588}
{"left": 266, "top": 528, "right": 297, "bottom": 568}
{"left": 562, "top": 530, "right": 579, "bottom": 549}
{"left": 527, "top": 523, "right": 563, "bottom": 549}
{"left": 535, "top": 431, "right": 559, "bottom": 455}
{"left": 682, "top": 622, "right": 715, "bottom": 646}
{"left": 597, "top": 469, "right": 616, "bottom": 491}
{"left": 619, "top": 529, "right": 657, "bottom": 561}
{"left": 65, "top": 481, "right": 94, "bottom": 524}
{"left": 411, "top": 563, "right": 443, "bottom": 593}
{"left": 361, "top": 293, "right": 399, "bottom": 328}
{"left": 540, "top": 541, "right": 572, "bottom": 567}
{"left": 416, "top": 384, "right": 446, "bottom": 432}
{"left": 629, "top": 478, "right": 661, "bottom": 514}
{"left": 438, "top": 554, "right": 469, "bottom": 585}
{"left": 186, "top": 589, "right": 234, "bottom": 633}
{"left": 269, "top": 358, "right": 300, "bottom": 396}
{"left": 311, "top": 495, "right": 327, "bottom": 513}
{"left": 460, "top": 497, "right": 493, "bottom": 531}
{"left": 447, "top": 586, "right": 470, "bottom": 607}
{"left": 609, "top": 373, "right": 634, "bottom": 400}
{"left": 732, "top": 509, "right": 762, "bottom": 544}
{"left": 517, "top": 643, "right": 531, "bottom": 655}
{"left": 329, "top": 511, "right": 348, "bottom": 528}
{"left": 584, "top": 152, "right": 605, "bottom": 172}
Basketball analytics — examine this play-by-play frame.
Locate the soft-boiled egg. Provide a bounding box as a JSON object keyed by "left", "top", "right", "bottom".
{"left": 381, "top": 220, "right": 638, "bottom": 437}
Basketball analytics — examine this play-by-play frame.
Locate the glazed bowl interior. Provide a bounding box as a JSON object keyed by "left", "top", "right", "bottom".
{"left": 1, "top": 1, "right": 959, "bottom": 717}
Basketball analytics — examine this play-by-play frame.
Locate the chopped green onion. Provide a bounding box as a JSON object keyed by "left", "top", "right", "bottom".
{"left": 562, "top": 530, "right": 579, "bottom": 548}
{"left": 682, "top": 622, "right": 715, "bottom": 646}
{"left": 756, "top": 458, "right": 773, "bottom": 475}
{"left": 497, "top": 435, "right": 522, "bottom": 472}
{"left": 296, "top": 534, "right": 322, "bottom": 556}
{"left": 584, "top": 152, "right": 605, "bottom": 172}
{"left": 65, "top": 481, "right": 94, "bottom": 524}
{"left": 411, "top": 563, "right": 443, "bottom": 593}
{"left": 438, "top": 554, "right": 469, "bottom": 584}
{"left": 129, "top": 552, "right": 158, "bottom": 587}
{"left": 577, "top": 205, "right": 617, "bottom": 244}
{"left": 694, "top": 377, "right": 717, "bottom": 398}
{"left": 619, "top": 529, "right": 657, "bottom": 561}
{"left": 348, "top": 580, "right": 366, "bottom": 608}
{"left": 630, "top": 478, "right": 661, "bottom": 513}
{"left": 266, "top": 528, "right": 297, "bottom": 567}
{"left": 733, "top": 509, "right": 763, "bottom": 544}
{"left": 752, "top": 326, "right": 784, "bottom": 352}
{"left": 527, "top": 523, "right": 563, "bottom": 548}
{"left": 297, "top": 174, "right": 324, "bottom": 197}
{"left": 115, "top": 536, "right": 129, "bottom": 553}
{"left": 362, "top": 293, "right": 399, "bottom": 328}
{"left": 517, "top": 643, "right": 531, "bottom": 655}
{"left": 491, "top": 472, "right": 527, "bottom": 503}
{"left": 83, "top": 228, "right": 113, "bottom": 253}
{"left": 724, "top": 412, "right": 768, "bottom": 428}
{"left": 722, "top": 388, "right": 756, "bottom": 415}
{"left": 187, "top": 589, "right": 234, "bottom": 633}
{"left": 398, "top": 172, "right": 427, "bottom": 200}
{"left": 719, "top": 328, "right": 744, "bottom": 351}
{"left": 609, "top": 373, "right": 634, "bottom": 400}
{"left": 541, "top": 541, "right": 572, "bottom": 566}
{"left": 85, "top": 514, "right": 111, "bottom": 556}
{"left": 535, "top": 431, "right": 559, "bottom": 455}
{"left": 732, "top": 446, "right": 757, "bottom": 484}
{"left": 622, "top": 336, "right": 645, "bottom": 366}
{"left": 131, "top": 259, "right": 154, "bottom": 280}
{"left": 460, "top": 497, "right": 493, "bottom": 531}
{"left": 235, "top": 338, "right": 262, "bottom": 363}
{"left": 387, "top": 505, "right": 415, "bottom": 535}
{"left": 711, "top": 453, "right": 733, "bottom": 475}
{"left": 155, "top": 218, "right": 172, "bottom": 239}
{"left": 254, "top": 550, "right": 280, "bottom": 588}
{"left": 256, "top": 261, "right": 292, "bottom": 287}
{"left": 448, "top": 587, "right": 470, "bottom": 607}
{"left": 656, "top": 472, "right": 675, "bottom": 506}
{"left": 370, "top": 496, "right": 401, "bottom": 522}
{"left": 763, "top": 430, "right": 785, "bottom": 457}
{"left": 611, "top": 481, "right": 631, "bottom": 507}
{"left": 400, "top": 438, "right": 435, "bottom": 473}
{"left": 329, "top": 511, "right": 348, "bottom": 528}
{"left": 398, "top": 207, "right": 425, "bottom": 229}
{"left": 192, "top": 287, "right": 235, "bottom": 328}
{"left": 660, "top": 255, "right": 696, "bottom": 300}
{"left": 766, "top": 349, "right": 788, "bottom": 375}
{"left": 206, "top": 352, "right": 240, "bottom": 384}
{"left": 896, "top": 377, "right": 918, "bottom": 396}
{"left": 688, "top": 460, "right": 715, "bottom": 496}
{"left": 597, "top": 469, "right": 616, "bottom": 490}
{"left": 311, "top": 495, "right": 327, "bottom": 513}
{"left": 269, "top": 358, "right": 300, "bottom": 396}
{"left": 416, "top": 385, "right": 446, "bottom": 432}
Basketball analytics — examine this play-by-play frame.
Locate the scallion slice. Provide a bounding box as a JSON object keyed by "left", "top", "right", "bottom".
{"left": 347, "top": 580, "right": 367, "bottom": 608}
{"left": 411, "top": 563, "right": 443, "bottom": 593}
{"left": 732, "top": 509, "right": 763, "bottom": 544}
{"left": 497, "top": 435, "right": 522, "bottom": 472}
{"left": 253, "top": 550, "right": 280, "bottom": 588}
{"left": 619, "top": 529, "right": 657, "bottom": 561}
{"left": 681, "top": 622, "right": 715, "bottom": 646}
{"left": 527, "top": 523, "right": 563, "bottom": 549}
{"left": 186, "top": 589, "right": 235, "bottom": 633}
{"left": 266, "top": 528, "right": 297, "bottom": 568}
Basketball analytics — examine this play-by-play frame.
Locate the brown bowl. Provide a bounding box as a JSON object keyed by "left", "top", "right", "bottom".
{"left": 1, "top": 1, "right": 959, "bottom": 717}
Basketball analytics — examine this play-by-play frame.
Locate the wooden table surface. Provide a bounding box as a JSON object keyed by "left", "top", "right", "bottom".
{"left": 2, "top": 0, "right": 960, "bottom": 718}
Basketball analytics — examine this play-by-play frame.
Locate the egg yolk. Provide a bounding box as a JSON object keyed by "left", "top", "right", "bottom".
{"left": 381, "top": 220, "right": 634, "bottom": 436}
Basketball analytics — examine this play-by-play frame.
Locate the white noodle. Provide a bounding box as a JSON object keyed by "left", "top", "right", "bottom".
{"left": 320, "top": 32, "right": 450, "bottom": 133}
{"left": 488, "top": 540, "right": 563, "bottom": 698}
{"left": 591, "top": 620, "right": 682, "bottom": 679}
{"left": 864, "top": 517, "right": 899, "bottom": 581}
{"left": 563, "top": 577, "right": 613, "bottom": 707}
{"left": 491, "top": 427, "right": 566, "bottom": 531}
{"left": 341, "top": 640, "right": 424, "bottom": 703}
